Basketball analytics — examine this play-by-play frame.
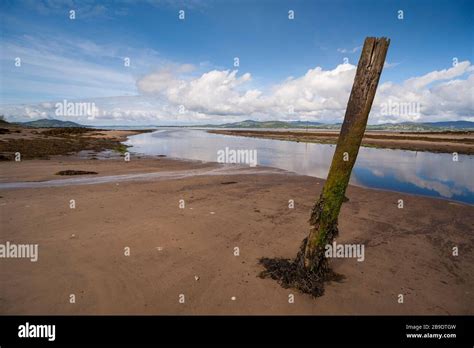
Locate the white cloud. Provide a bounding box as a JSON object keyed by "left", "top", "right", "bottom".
{"left": 384, "top": 61, "right": 400, "bottom": 69}
{"left": 134, "top": 63, "right": 358, "bottom": 122}
{"left": 138, "top": 67, "right": 265, "bottom": 116}
{"left": 268, "top": 64, "right": 356, "bottom": 119}
{"left": 337, "top": 46, "right": 362, "bottom": 54}
{"left": 132, "top": 60, "right": 473, "bottom": 124}
{"left": 404, "top": 61, "right": 472, "bottom": 90}
{"left": 0, "top": 35, "right": 143, "bottom": 103}
{"left": 374, "top": 61, "right": 474, "bottom": 122}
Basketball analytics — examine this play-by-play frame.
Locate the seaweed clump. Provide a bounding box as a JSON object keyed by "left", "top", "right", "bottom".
{"left": 258, "top": 238, "right": 343, "bottom": 298}
{"left": 55, "top": 170, "right": 98, "bottom": 176}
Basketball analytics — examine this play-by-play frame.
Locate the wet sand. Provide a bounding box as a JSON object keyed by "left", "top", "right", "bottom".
{"left": 208, "top": 129, "right": 474, "bottom": 155}
{"left": 0, "top": 156, "right": 473, "bottom": 315}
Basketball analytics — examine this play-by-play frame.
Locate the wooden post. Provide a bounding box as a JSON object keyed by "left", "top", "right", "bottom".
{"left": 303, "top": 37, "right": 390, "bottom": 273}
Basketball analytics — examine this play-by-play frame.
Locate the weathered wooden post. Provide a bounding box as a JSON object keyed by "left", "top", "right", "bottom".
{"left": 303, "top": 37, "right": 390, "bottom": 273}
{"left": 259, "top": 37, "right": 390, "bottom": 296}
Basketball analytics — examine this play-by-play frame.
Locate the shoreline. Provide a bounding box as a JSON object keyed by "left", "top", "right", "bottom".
{"left": 207, "top": 129, "right": 474, "bottom": 155}
{"left": 1, "top": 156, "right": 472, "bottom": 207}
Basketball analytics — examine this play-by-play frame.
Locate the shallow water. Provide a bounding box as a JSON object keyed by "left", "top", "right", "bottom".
{"left": 124, "top": 128, "right": 474, "bottom": 205}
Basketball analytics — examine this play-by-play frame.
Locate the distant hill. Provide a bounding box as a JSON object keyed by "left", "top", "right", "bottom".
{"left": 201, "top": 119, "right": 323, "bottom": 129}
{"left": 421, "top": 121, "right": 474, "bottom": 129}
{"left": 0, "top": 118, "right": 10, "bottom": 125}
{"left": 199, "top": 119, "right": 474, "bottom": 131}
{"left": 367, "top": 121, "right": 474, "bottom": 131}
{"left": 288, "top": 121, "right": 324, "bottom": 127}
{"left": 16, "top": 119, "right": 85, "bottom": 128}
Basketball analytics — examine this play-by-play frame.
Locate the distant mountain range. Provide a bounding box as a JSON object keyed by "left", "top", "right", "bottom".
{"left": 5, "top": 118, "right": 474, "bottom": 131}
{"left": 421, "top": 121, "right": 474, "bottom": 129}
{"left": 15, "top": 119, "right": 84, "bottom": 128}
{"left": 200, "top": 120, "right": 324, "bottom": 129}
{"left": 200, "top": 119, "right": 474, "bottom": 131}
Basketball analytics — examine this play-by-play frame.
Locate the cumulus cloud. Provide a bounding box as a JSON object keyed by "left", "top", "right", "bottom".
{"left": 135, "top": 63, "right": 358, "bottom": 122}
{"left": 268, "top": 64, "right": 356, "bottom": 119}
{"left": 138, "top": 67, "right": 265, "bottom": 116}
{"left": 374, "top": 61, "right": 474, "bottom": 122}
{"left": 134, "top": 60, "right": 473, "bottom": 124}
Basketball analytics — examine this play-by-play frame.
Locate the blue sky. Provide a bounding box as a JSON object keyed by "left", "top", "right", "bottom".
{"left": 0, "top": 0, "right": 472, "bottom": 125}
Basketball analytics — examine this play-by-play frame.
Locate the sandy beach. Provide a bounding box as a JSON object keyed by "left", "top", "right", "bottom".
{"left": 0, "top": 136, "right": 473, "bottom": 314}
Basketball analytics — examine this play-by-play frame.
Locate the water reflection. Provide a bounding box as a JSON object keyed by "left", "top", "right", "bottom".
{"left": 125, "top": 129, "right": 474, "bottom": 204}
